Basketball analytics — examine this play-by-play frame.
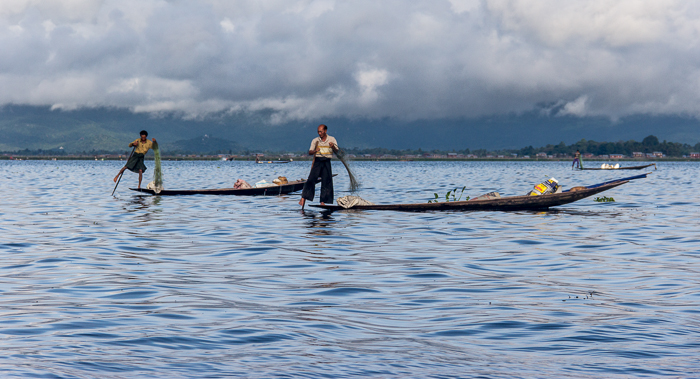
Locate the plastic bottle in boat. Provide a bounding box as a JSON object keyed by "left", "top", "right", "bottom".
{"left": 527, "top": 178, "right": 559, "bottom": 196}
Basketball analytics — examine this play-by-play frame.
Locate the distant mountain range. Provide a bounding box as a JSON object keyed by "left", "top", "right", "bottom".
{"left": 1, "top": 105, "right": 699, "bottom": 153}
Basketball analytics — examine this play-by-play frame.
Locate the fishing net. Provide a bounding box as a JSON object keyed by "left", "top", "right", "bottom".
{"left": 337, "top": 195, "right": 374, "bottom": 209}
{"left": 147, "top": 142, "right": 164, "bottom": 194}
{"left": 334, "top": 148, "right": 361, "bottom": 192}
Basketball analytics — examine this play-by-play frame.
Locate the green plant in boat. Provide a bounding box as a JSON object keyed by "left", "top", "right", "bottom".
{"left": 428, "top": 186, "right": 469, "bottom": 203}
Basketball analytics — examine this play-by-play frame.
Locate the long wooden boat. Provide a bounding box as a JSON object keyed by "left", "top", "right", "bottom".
{"left": 130, "top": 176, "right": 330, "bottom": 196}
{"left": 255, "top": 160, "right": 291, "bottom": 164}
{"left": 577, "top": 163, "right": 655, "bottom": 170}
{"left": 310, "top": 174, "right": 649, "bottom": 212}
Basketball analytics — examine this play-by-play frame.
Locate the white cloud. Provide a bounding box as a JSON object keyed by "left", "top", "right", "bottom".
{"left": 448, "top": 0, "right": 480, "bottom": 14}
{"left": 29, "top": 75, "right": 98, "bottom": 109}
{"left": 489, "top": 1, "right": 647, "bottom": 46}
{"left": 287, "top": 0, "right": 335, "bottom": 20}
{"left": 109, "top": 77, "right": 198, "bottom": 99}
{"left": 41, "top": 19, "right": 54, "bottom": 36}
{"left": 220, "top": 17, "right": 235, "bottom": 33}
{"left": 355, "top": 68, "right": 389, "bottom": 104}
{"left": 558, "top": 95, "right": 589, "bottom": 117}
{"left": 1, "top": 0, "right": 700, "bottom": 122}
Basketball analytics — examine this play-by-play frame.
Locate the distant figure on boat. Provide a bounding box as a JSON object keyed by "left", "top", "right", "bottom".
{"left": 113, "top": 130, "right": 157, "bottom": 189}
{"left": 299, "top": 124, "right": 338, "bottom": 209}
{"left": 572, "top": 150, "right": 583, "bottom": 169}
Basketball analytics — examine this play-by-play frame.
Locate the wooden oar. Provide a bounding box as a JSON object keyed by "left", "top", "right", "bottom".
{"left": 111, "top": 146, "right": 136, "bottom": 196}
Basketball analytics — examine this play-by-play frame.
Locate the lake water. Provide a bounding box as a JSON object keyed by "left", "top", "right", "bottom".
{"left": 1, "top": 160, "right": 698, "bottom": 378}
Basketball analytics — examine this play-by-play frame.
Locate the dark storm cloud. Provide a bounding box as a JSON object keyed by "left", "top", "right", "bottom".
{"left": 1, "top": 0, "right": 699, "bottom": 122}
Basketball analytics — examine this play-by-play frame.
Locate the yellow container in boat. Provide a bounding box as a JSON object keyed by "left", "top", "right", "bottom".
{"left": 527, "top": 178, "right": 559, "bottom": 196}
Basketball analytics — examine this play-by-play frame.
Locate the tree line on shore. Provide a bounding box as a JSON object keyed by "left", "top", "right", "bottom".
{"left": 3, "top": 135, "right": 699, "bottom": 157}
{"left": 517, "top": 135, "right": 700, "bottom": 157}
{"left": 343, "top": 135, "right": 700, "bottom": 158}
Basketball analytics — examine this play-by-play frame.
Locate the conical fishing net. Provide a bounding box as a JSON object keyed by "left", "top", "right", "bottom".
{"left": 334, "top": 148, "right": 360, "bottom": 192}
{"left": 148, "top": 142, "right": 164, "bottom": 194}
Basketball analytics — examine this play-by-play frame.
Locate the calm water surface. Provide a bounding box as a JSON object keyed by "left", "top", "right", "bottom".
{"left": 0, "top": 160, "right": 698, "bottom": 378}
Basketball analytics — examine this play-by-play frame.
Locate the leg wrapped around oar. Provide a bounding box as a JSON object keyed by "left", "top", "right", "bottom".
{"left": 112, "top": 146, "right": 136, "bottom": 196}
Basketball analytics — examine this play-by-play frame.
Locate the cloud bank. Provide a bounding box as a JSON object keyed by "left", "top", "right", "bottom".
{"left": 1, "top": 0, "right": 699, "bottom": 122}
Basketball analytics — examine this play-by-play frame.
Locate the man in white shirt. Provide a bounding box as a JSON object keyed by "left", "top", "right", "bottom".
{"left": 299, "top": 124, "right": 338, "bottom": 209}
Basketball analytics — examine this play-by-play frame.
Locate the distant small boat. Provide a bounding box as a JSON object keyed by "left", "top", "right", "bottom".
{"left": 577, "top": 163, "right": 656, "bottom": 170}
{"left": 311, "top": 173, "right": 650, "bottom": 212}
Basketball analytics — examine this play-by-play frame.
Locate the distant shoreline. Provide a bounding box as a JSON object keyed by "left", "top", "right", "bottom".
{"left": 1, "top": 155, "right": 697, "bottom": 162}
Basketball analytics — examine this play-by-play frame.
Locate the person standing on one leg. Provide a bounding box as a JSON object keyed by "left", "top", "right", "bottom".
{"left": 299, "top": 124, "right": 338, "bottom": 209}
{"left": 113, "top": 130, "right": 157, "bottom": 189}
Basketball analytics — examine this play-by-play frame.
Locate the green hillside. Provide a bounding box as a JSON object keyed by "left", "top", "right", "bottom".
{"left": 2, "top": 105, "right": 700, "bottom": 154}
{"left": 0, "top": 105, "right": 311, "bottom": 153}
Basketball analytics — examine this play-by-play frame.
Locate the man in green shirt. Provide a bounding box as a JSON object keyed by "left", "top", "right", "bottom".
{"left": 113, "top": 130, "right": 157, "bottom": 189}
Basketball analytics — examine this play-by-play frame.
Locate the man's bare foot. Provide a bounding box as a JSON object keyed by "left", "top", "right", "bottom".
{"left": 320, "top": 202, "right": 325, "bottom": 206}
{"left": 299, "top": 198, "right": 306, "bottom": 207}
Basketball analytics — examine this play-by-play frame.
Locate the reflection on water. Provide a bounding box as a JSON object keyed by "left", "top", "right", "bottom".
{"left": 525, "top": 208, "right": 624, "bottom": 217}
{"left": 303, "top": 210, "right": 336, "bottom": 237}
{"left": 0, "top": 160, "right": 698, "bottom": 378}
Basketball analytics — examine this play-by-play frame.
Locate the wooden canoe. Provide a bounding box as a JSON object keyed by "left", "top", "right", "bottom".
{"left": 255, "top": 160, "right": 291, "bottom": 164}
{"left": 310, "top": 174, "right": 648, "bottom": 212}
{"left": 577, "top": 163, "right": 656, "bottom": 170}
{"left": 130, "top": 176, "right": 332, "bottom": 196}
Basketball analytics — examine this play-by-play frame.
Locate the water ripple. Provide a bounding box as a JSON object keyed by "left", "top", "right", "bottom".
{"left": 0, "top": 160, "right": 698, "bottom": 377}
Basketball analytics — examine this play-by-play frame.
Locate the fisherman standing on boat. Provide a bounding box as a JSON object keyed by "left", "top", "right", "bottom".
{"left": 113, "top": 130, "right": 157, "bottom": 189}
{"left": 572, "top": 149, "right": 583, "bottom": 169}
{"left": 299, "top": 124, "right": 338, "bottom": 208}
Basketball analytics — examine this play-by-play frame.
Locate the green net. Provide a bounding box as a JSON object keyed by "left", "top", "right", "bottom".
{"left": 151, "top": 142, "right": 163, "bottom": 193}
